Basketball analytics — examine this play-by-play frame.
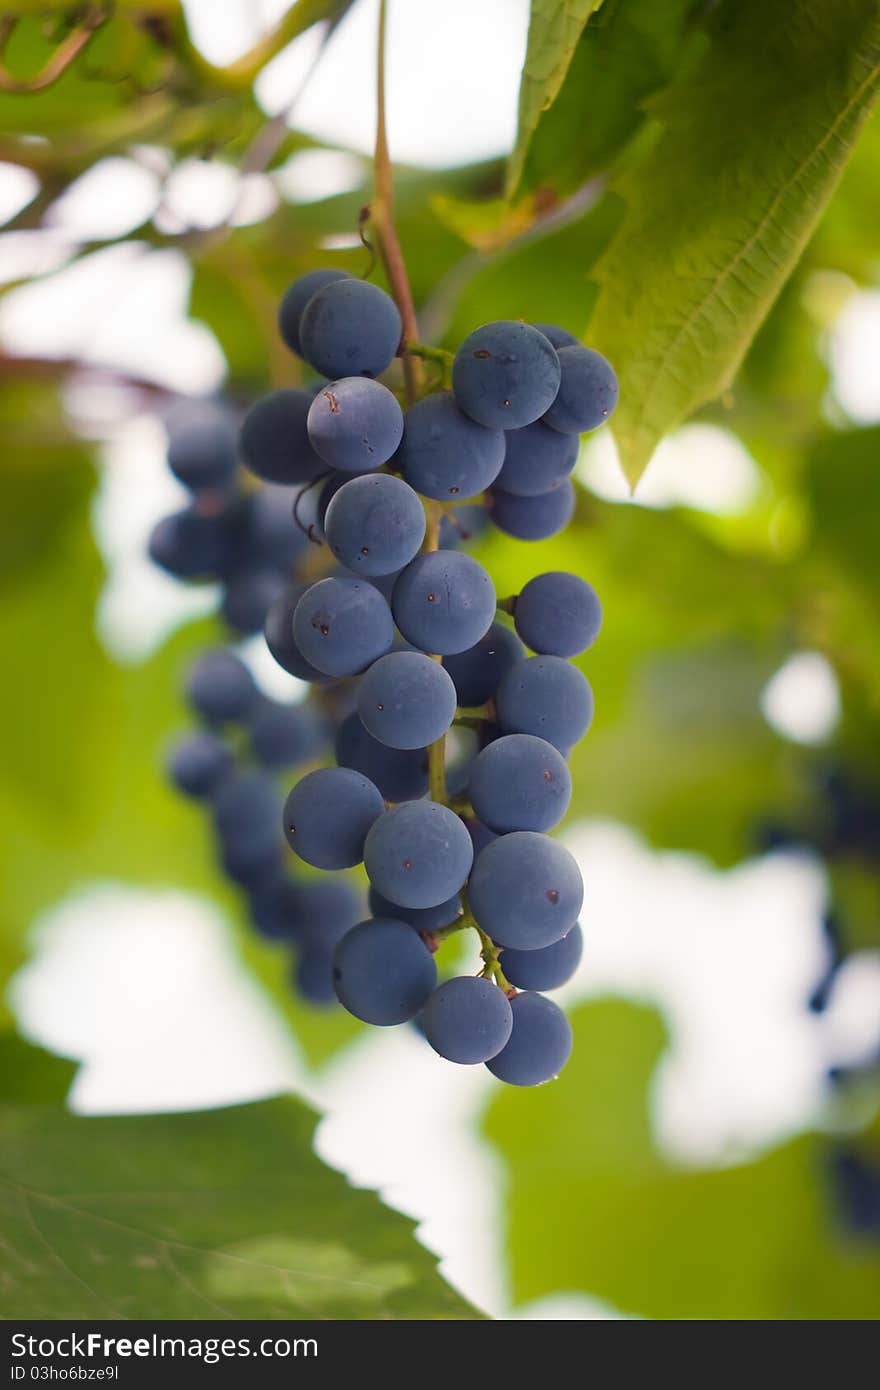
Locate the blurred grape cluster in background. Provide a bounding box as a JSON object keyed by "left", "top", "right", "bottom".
{"left": 0, "top": 0, "right": 879, "bottom": 1321}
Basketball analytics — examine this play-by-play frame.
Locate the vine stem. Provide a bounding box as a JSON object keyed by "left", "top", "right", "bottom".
{"left": 372, "top": 0, "right": 423, "bottom": 406}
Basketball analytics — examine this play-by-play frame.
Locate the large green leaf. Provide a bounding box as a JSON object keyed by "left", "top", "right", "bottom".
{"left": 507, "top": 1, "right": 604, "bottom": 197}
{"left": 587, "top": 0, "right": 880, "bottom": 486}
{"left": 485, "top": 999, "right": 880, "bottom": 1319}
{"left": 0, "top": 1089, "right": 483, "bottom": 1318}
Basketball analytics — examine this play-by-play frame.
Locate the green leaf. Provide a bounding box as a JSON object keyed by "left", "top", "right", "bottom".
{"left": 507, "top": 1, "right": 605, "bottom": 197}
{"left": 587, "top": 0, "right": 880, "bottom": 486}
{"left": 0, "top": 1036, "right": 76, "bottom": 1104}
{"left": 485, "top": 998, "right": 880, "bottom": 1319}
{"left": 0, "top": 1094, "right": 484, "bottom": 1318}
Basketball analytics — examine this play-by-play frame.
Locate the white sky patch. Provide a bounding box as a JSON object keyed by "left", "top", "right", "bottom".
{"left": 181, "top": 0, "right": 291, "bottom": 68}
{"left": 46, "top": 157, "right": 160, "bottom": 240}
{"left": 230, "top": 172, "right": 280, "bottom": 226}
{"left": 236, "top": 632, "right": 311, "bottom": 704}
{"left": 580, "top": 424, "right": 763, "bottom": 515}
{"left": 0, "top": 230, "right": 75, "bottom": 285}
{"left": 274, "top": 148, "right": 365, "bottom": 204}
{"left": 162, "top": 158, "right": 241, "bottom": 231}
{"left": 760, "top": 651, "right": 841, "bottom": 746}
{"left": 827, "top": 288, "right": 880, "bottom": 425}
{"left": 0, "top": 160, "right": 39, "bottom": 224}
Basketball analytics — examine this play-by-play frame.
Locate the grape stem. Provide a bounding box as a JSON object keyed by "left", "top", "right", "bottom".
{"left": 426, "top": 901, "right": 514, "bottom": 995}
{"left": 406, "top": 342, "right": 454, "bottom": 389}
{"left": 496, "top": 595, "right": 517, "bottom": 615}
{"left": 371, "top": 0, "right": 423, "bottom": 406}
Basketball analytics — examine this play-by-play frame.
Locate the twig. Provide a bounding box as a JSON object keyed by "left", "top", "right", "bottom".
{"left": 0, "top": 7, "right": 110, "bottom": 94}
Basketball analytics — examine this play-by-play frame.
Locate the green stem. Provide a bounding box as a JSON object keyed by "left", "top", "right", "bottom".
{"left": 428, "top": 735, "right": 447, "bottom": 804}
{"left": 405, "top": 342, "right": 454, "bottom": 388}
{"left": 496, "top": 595, "right": 517, "bottom": 615}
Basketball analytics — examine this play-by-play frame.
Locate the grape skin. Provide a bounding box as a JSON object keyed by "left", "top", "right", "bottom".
{"left": 166, "top": 405, "right": 238, "bottom": 492}
{"left": 324, "top": 473, "right": 425, "bottom": 576}
{"left": 283, "top": 766, "right": 384, "bottom": 870}
{"left": 513, "top": 572, "right": 602, "bottom": 657}
{"left": 367, "top": 887, "right": 461, "bottom": 933}
{"left": 307, "top": 377, "right": 404, "bottom": 472}
{"left": 392, "top": 551, "right": 496, "bottom": 656}
{"left": 148, "top": 507, "right": 233, "bottom": 579}
{"left": 421, "top": 976, "right": 513, "bottom": 1064}
{"left": 357, "top": 650, "right": 457, "bottom": 750}
{"left": 264, "top": 585, "right": 331, "bottom": 683}
{"left": 335, "top": 711, "right": 428, "bottom": 802}
{"left": 495, "top": 655, "right": 594, "bottom": 752}
{"left": 364, "top": 801, "right": 474, "bottom": 908}
{"left": 249, "top": 698, "right": 322, "bottom": 769}
{"left": 531, "top": 323, "right": 578, "bottom": 350}
{"left": 186, "top": 649, "right": 258, "bottom": 724}
{"left": 542, "top": 345, "right": 619, "bottom": 434}
{"left": 240, "top": 389, "right": 326, "bottom": 485}
{"left": 442, "top": 622, "right": 524, "bottom": 708}
{"left": 278, "top": 268, "right": 350, "bottom": 355}
{"left": 167, "top": 732, "right": 232, "bottom": 798}
{"left": 221, "top": 568, "right": 286, "bottom": 634}
{"left": 485, "top": 991, "right": 573, "bottom": 1085}
{"left": 501, "top": 923, "right": 583, "bottom": 991}
{"left": 396, "top": 392, "right": 505, "bottom": 500}
{"left": 452, "top": 321, "right": 561, "bottom": 430}
{"left": 468, "top": 733, "right": 572, "bottom": 833}
{"left": 213, "top": 771, "right": 281, "bottom": 873}
{"left": 299, "top": 279, "right": 403, "bottom": 380}
{"left": 468, "top": 830, "right": 583, "bottom": 949}
{"left": 490, "top": 480, "right": 575, "bottom": 540}
{"left": 293, "top": 577, "right": 394, "bottom": 677}
{"left": 496, "top": 421, "right": 578, "bottom": 497}
{"left": 332, "top": 918, "right": 438, "bottom": 1025}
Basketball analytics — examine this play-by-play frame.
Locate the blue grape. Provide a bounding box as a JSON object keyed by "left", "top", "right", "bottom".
{"left": 463, "top": 817, "right": 498, "bottom": 858}
{"left": 220, "top": 837, "right": 281, "bottom": 887}
{"left": 392, "top": 552, "right": 496, "bottom": 656}
{"left": 148, "top": 506, "right": 232, "bottom": 579}
{"left": 307, "top": 378, "right": 404, "bottom": 472}
{"left": 335, "top": 711, "right": 428, "bottom": 802}
{"left": 221, "top": 568, "right": 286, "bottom": 634}
{"left": 452, "top": 321, "right": 561, "bottom": 430}
{"left": 495, "top": 655, "right": 594, "bottom": 752}
{"left": 357, "top": 651, "right": 457, "bottom": 750}
{"left": 442, "top": 622, "right": 524, "bottom": 708}
{"left": 249, "top": 698, "right": 322, "bottom": 768}
{"left": 299, "top": 279, "right": 402, "bottom": 380}
{"left": 368, "top": 887, "right": 461, "bottom": 933}
{"left": 185, "top": 649, "right": 258, "bottom": 724}
{"left": 531, "top": 323, "right": 578, "bottom": 349}
{"left": 542, "top": 345, "right": 619, "bottom": 434}
{"left": 240, "top": 484, "right": 309, "bottom": 572}
{"left": 332, "top": 918, "right": 438, "bottom": 1025}
{"left": 324, "top": 473, "right": 425, "bottom": 575}
{"left": 283, "top": 766, "right": 384, "bottom": 870}
{"left": 248, "top": 874, "right": 307, "bottom": 941}
{"left": 469, "top": 734, "right": 571, "bottom": 833}
{"left": 278, "top": 267, "right": 350, "bottom": 355}
{"left": 490, "top": 481, "right": 575, "bottom": 541}
{"left": 213, "top": 770, "right": 280, "bottom": 870}
{"left": 293, "top": 576, "right": 394, "bottom": 676}
{"left": 501, "top": 923, "right": 583, "bottom": 991}
{"left": 364, "top": 801, "right": 474, "bottom": 908}
{"left": 468, "top": 830, "right": 583, "bottom": 949}
{"left": 421, "top": 976, "right": 513, "bottom": 1064}
{"left": 285, "top": 878, "right": 363, "bottom": 947}
{"left": 167, "top": 731, "right": 232, "bottom": 798}
{"left": 294, "top": 946, "right": 339, "bottom": 1006}
{"left": 485, "top": 991, "right": 573, "bottom": 1085}
{"left": 166, "top": 403, "right": 238, "bottom": 492}
{"left": 438, "top": 504, "right": 491, "bottom": 548}
{"left": 396, "top": 392, "right": 505, "bottom": 500}
{"left": 240, "top": 389, "right": 325, "bottom": 485}
{"left": 513, "top": 572, "right": 602, "bottom": 657}
{"left": 264, "top": 586, "right": 330, "bottom": 683}
{"left": 495, "top": 421, "right": 578, "bottom": 497}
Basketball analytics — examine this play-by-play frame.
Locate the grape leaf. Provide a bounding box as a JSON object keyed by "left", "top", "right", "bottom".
{"left": 587, "top": 0, "right": 880, "bottom": 486}
{"left": 0, "top": 1088, "right": 484, "bottom": 1319}
{"left": 507, "top": 1, "right": 605, "bottom": 197}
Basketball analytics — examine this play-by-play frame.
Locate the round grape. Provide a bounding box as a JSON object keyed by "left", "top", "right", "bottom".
{"left": 166, "top": 405, "right": 237, "bottom": 492}
{"left": 452, "top": 321, "right": 561, "bottom": 430}
{"left": 501, "top": 923, "right": 583, "bottom": 991}
{"left": 464, "top": 818, "right": 498, "bottom": 858}
{"left": 249, "top": 698, "right": 322, "bottom": 769}
{"left": 248, "top": 874, "right": 305, "bottom": 942}
{"left": 364, "top": 801, "right": 474, "bottom": 908}
{"left": 213, "top": 771, "right": 280, "bottom": 870}
{"left": 392, "top": 551, "right": 496, "bottom": 656}
{"left": 485, "top": 991, "right": 573, "bottom": 1085}
{"left": 396, "top": 392, "right": 505, "bottom": 500}
{"left": 239, "top": 389, "right": 325, "bottom": 485}
{"left": 490, "top": 481, "right": 575, "bottom": 540}
{"left": 295, "top": 946, "right": 339, "bottom": 1006}
{"left": 293, "top": 577, "right": 394, "bottom": 676}
{"left": 299, "top": 279, "right": 402, "bottom": 380}
{"left": 220, "top": 837, "right": 281, "bottom": 888}
{"left": 307, "top": 378, "right": 404, "bottom": 472}
{"left": 283, "top": 767, "right": 384, "bottom": 870}
{"left": 324, "top": 473, "right": 425, "bottom": 575}
{"left": 357, "top": 651, "right": 457, "bottom": 750}
{"left": 221, "top": 569, "right": 286, "bottom": 634}
{"left": 495, "top": 421, "right": 578, "bottom": 497}
{"left": 542, "top": 345, "right": 619, "bottom": 434}
{"left": 239, "top": 484, "right": 309, "bottom": 572}
{"left": 442, "top": 622, "right": 524, "bottom": 708}
{"left": 167, "top": 731, "right": 232, "bottom": 798}
{"left": 513, "top": 572, "right": 602, "bottom": 657}
{"left": 264, "top": 585, "right": 330, "bottom": 683}
{"left": 438, "top": 503, "right": 491, "bottom": 549}
{"left": 332, "top": 918, "right": 438, "bottom": 1025}
{"left": 278, "top": 267, "right": 350, "bottom": 355}
{"left": 148, "top": 507, "right": 232, "bottom": 579}
{"left": 531, "top": 323, "right": 578, "bottom": 349}
{"left": 368, "top": 887, "right": 461, "bottom": 933}
{"left": 469, "top": 830, "right": 583, "bottom": 949}
{"left": 335, "top": 711, "right": 428, "bottom": 802}
{"left": 286, "top": 878, "right": 363, "bottom": 947}
{"left": 469, "top": 734, "right": 571, "bottom": 833}
{"left": 422, "top": 976, "right": 513, "bottom": 1064}
{"left": 495, "top": 655, "right": 594, "bottom": 752}
{"left": 185, "top": 649, "right": 258, "bottom": 724}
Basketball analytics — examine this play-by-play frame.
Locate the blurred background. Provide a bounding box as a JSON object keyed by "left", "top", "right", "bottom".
{"left": 1, "top": 0, "right": 879, "bottom": 1320}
